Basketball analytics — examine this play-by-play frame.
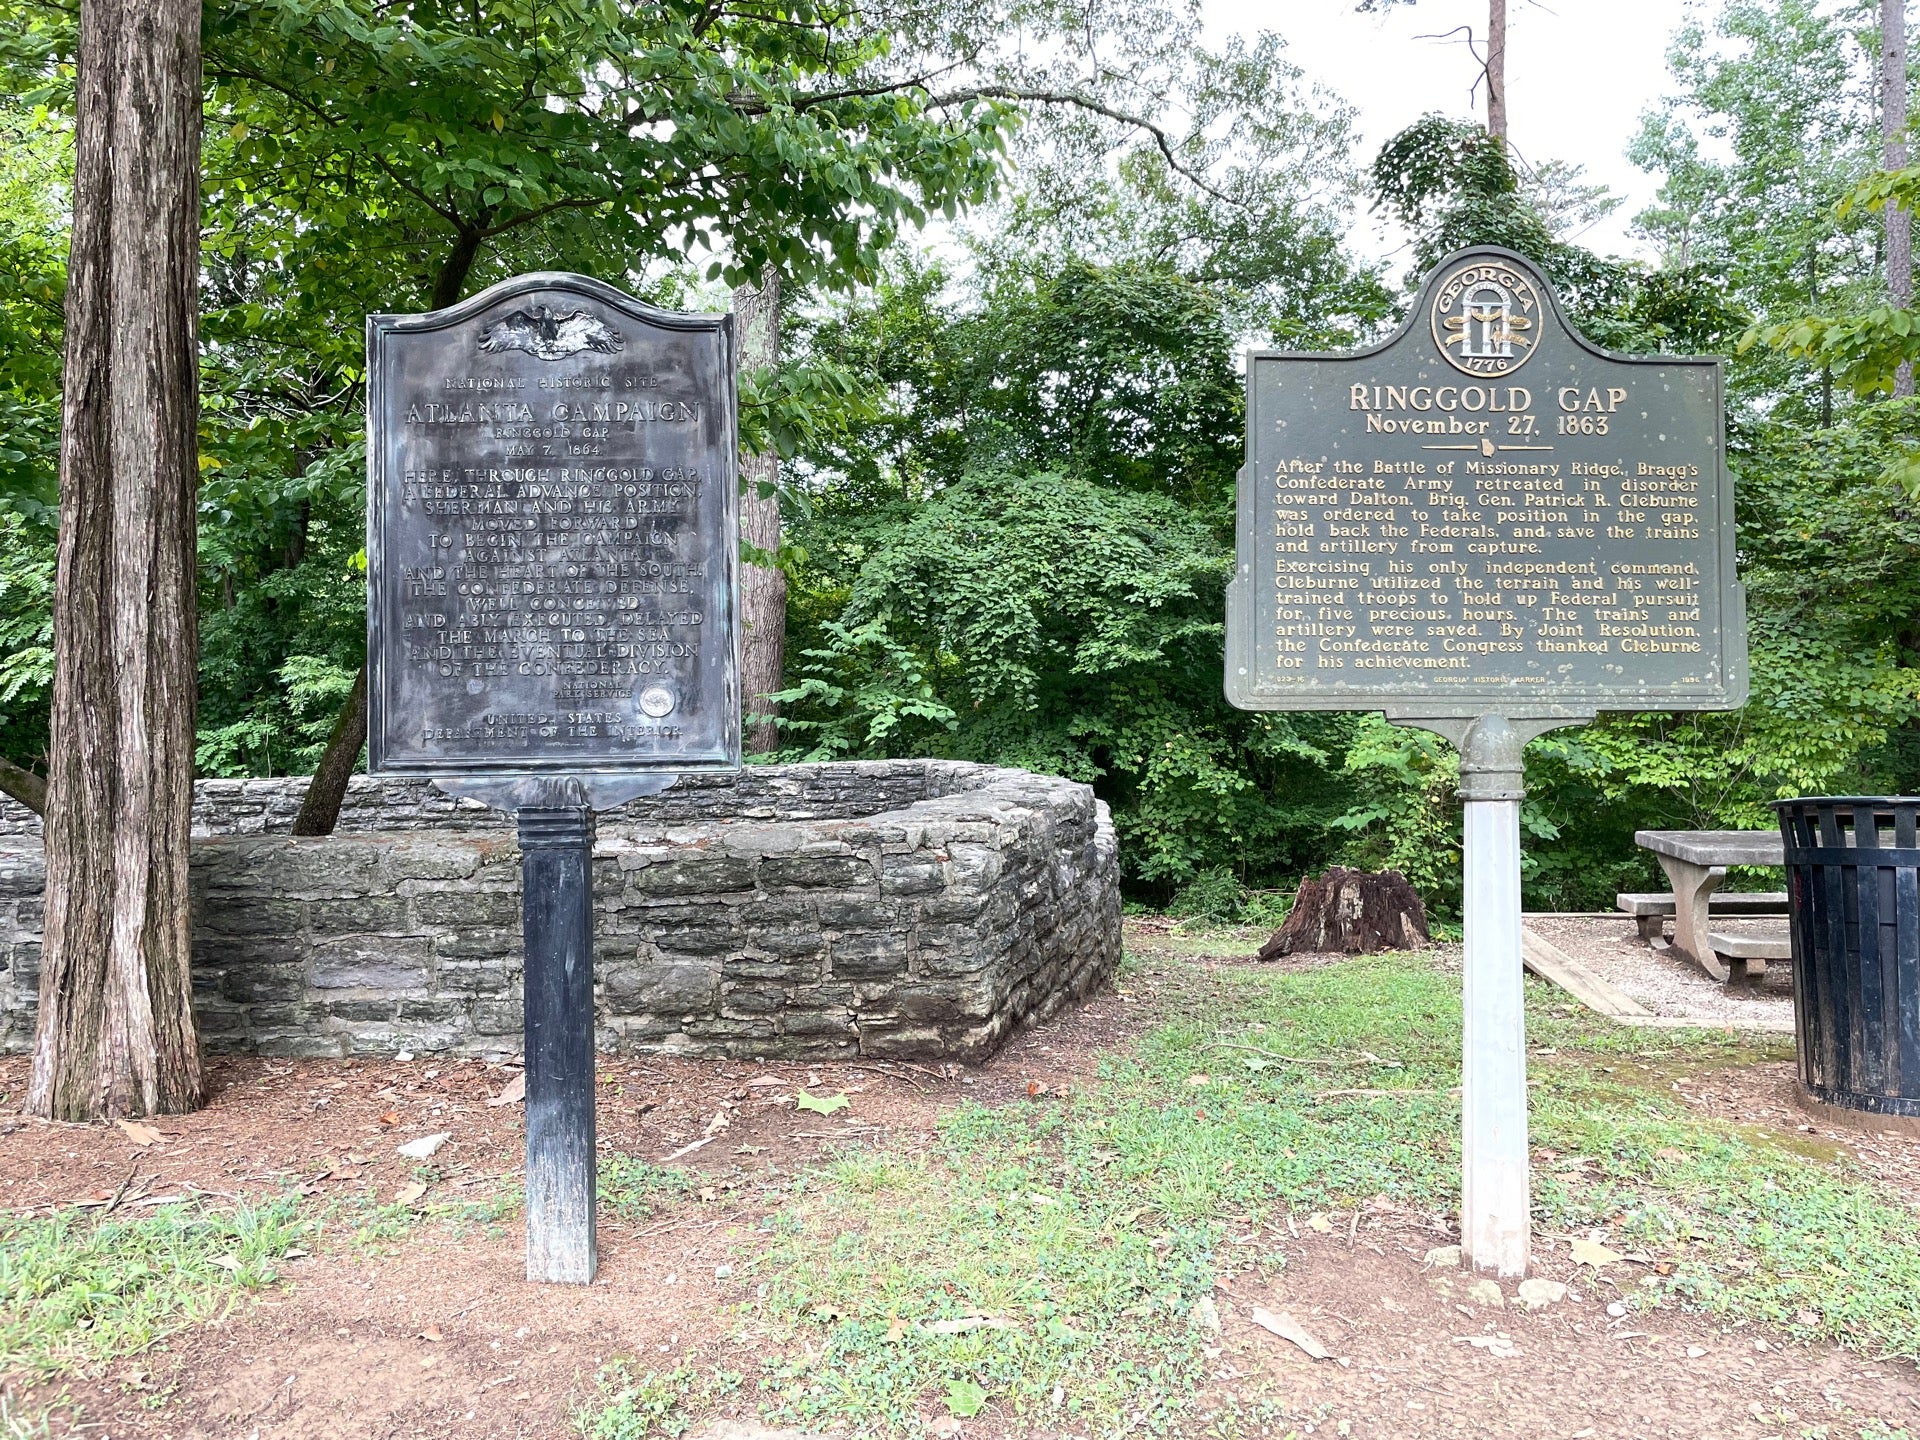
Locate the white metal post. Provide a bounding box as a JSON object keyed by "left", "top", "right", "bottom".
{"left": 1457, "top": 714, "right": 1531, "bottom": 1278}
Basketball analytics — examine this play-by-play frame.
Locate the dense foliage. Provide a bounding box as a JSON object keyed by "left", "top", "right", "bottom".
{"left": 3, "top": 0, "right": 1919, "bottom": 915}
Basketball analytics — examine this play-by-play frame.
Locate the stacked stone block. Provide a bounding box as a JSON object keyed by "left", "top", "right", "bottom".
{"left": 0, "top": 762, "right": 1120, "bottom": 1061}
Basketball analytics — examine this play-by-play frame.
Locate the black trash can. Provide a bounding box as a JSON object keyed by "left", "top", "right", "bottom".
{"left": 1773, "top": 797, "right": 1920, "bottom": 1132}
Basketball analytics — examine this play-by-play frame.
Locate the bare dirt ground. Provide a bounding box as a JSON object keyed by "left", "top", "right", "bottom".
{"left": 4, "top": 927, "right": 1919, "bottom": 1440}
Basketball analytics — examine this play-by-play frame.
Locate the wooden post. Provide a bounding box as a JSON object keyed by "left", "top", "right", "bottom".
{"left": 517, "top": 806, "right": 597, "bottom": 1284}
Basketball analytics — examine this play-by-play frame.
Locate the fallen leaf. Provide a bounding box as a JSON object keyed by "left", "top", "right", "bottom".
{"left": 72, "top": 1189, "right": 116, "bottom": 1208}
{"left": 746, "top": 1074, "right": 787, "bottom": 1089}
{"left": 924, "top": 1315, "right": 1015, "bottom": 1334}
{"left": 394, "top": 1182, "right": 428, "bottom": 1205}
{"left": 1243, "top": 1058, "right": 1273, "bottom": 1072}
{"left": 795, "top": 1090, "right": 850, "bottom": 1115}
{"left": 397, "top": 1132, "right": 452, "bottom": 1160}
{"left": 1194, "top": 1295, "right": 1221, "bottom": 1333}
{"left": 945, "top": 1379, "right": 988, "bottom": 1418}
{"left": 115, "top": 1119, "right": 166, "bottom": 1147}
{"left": 1454, "top": 1334, "right": 1520, "bottom": 1358}
{"left": 209, "top": 1254, "right": 244, "bottom": 1274}
{"left": 1655, "top": 1147, "right": 1686, "bottom": 1162}
{"left": 1794, "top": 1308, "right": 1820, "bottom": 1326}
{"left": 376, "top": 1112, "right": 401, "bottom": 1126}
{"left": 883, "top": 1316, "right": 909, "bottom": 1343}
{"left": 419, "top": 1325, "right": 443, "bottom": 1343}
{"left": 1569, "top": 1238, "right": 1624, "bottom": 1268}
{"left": 487, "top": 1074, "right": 526, "bottom": 1108}
{"left": 702, "top": 1108, "right": 731, "bottom": 1137}
{"left": 1250, "top": 1307, "right": 1331, "bottom": 1360}
{"left": 1306, "top": 1213, "right": 1334, "bottom": 1234}
{"left": 322, "top": 1165, "right": 361, "bottom": 1181}
{"left": 1186, "top": 1074, "right": 1211, "bottom": 1087}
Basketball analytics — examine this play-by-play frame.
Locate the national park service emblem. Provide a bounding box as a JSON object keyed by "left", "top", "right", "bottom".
{"left": 1429, "top": 260, "right": 1540, "bottom": 378}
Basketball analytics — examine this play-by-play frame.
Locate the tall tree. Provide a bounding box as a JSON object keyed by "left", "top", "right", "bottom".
{"left": 1357, "top": 0, "right": 1508, "bottom": 139}
{"left": 29, "top": 0, "right": 204, "bottom": 1120}
{"left": 181, "top": 0, "right": 1017, "bottom": 825}
{"left": 734, "top": 272, "right": 785, "bottom": 754}
{"left": 1885, "top": 0, "right": 1912, "bottom": 396}
{"left": 1486, "top": 0, "right": 1507, "bottom": 139}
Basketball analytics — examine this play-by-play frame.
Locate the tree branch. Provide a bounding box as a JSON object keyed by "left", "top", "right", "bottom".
{"left": 932, "top": 85, "right": 1236, "bottom": 205}
{"left": 0, "top": 757, "right": 46, "bottom": 816}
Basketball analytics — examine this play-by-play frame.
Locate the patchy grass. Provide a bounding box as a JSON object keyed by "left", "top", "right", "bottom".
{"left": 599, "top": 1154, "right": 694, "bottom": 1221}
{"left": 0, "top": 1197, "right": 311, "bottom": 1380}
{"left": 576, "top": 950, "right": 1920, "bottom": 1439}
{"left": 572, "top": 1362, "right": 744, "bottom": 1439}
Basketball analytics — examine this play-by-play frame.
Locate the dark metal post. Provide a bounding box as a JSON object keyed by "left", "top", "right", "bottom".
{"left": 517, "top": 805, "right": 597, "bottom": 1283}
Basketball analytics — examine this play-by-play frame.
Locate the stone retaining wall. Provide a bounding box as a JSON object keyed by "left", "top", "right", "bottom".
{"left": 0, "top": 762, "right": 1120, "bottom": 1061}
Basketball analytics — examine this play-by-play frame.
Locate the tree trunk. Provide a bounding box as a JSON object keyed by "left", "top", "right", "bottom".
{"left": 0, "top": 758, "right": 47, "bottom": 815}
{"left": 1486, "top": 0, "right": 1507, "bottom": 140}
{"left": 733, "top": 271, "right": 786, "bottom": 755}
{"left": 1259, "top": 868, "right": 1430, "bottom": 960}
{"left": 1886, "top": 0, "right": 1913, "bottom": 396}
{"left": 29, "top": 0, "right": 204, "bottom": 1121}
{"left": 295, "top": 232, "right": 487, "bottom": 835}
{"left": 290, "top": 661, "right": 366, "bottom": 836}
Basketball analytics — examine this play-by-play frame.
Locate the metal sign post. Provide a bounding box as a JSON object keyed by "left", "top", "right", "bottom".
{"left": 1227, "top": 246, "right": 1746, "bottom": 1276}
{"left": 365, "top": 273, "right": 742, "bottom": 1283}
{"left": 1399, "top": 712, "right": 1570, "bottom": 1276}
{"left": 518, "top": 805, "right": 598, "bottom": 1283}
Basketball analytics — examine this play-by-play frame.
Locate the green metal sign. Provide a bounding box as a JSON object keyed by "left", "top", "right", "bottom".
{"left": 1226, "top": 246, "right": 1747, "bottom": 722}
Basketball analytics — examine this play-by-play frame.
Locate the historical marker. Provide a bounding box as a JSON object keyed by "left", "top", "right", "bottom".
{"left": 1227, "top": 247, "right": 1747, "bottom": 1277}
{"left": 367, "top": 272, "right": 740, "bottom": 1283}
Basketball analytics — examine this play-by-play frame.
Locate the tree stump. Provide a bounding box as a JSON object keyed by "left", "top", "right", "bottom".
{"left": 1259, "top": 867, "right": 1430, "bottom": 960}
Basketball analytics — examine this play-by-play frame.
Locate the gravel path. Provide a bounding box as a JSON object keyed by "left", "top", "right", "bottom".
{"left": 1525, "top": 914, "right": 1796, "bottom": 1030}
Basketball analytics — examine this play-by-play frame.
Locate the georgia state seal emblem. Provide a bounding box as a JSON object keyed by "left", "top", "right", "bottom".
{"left": 1429, "top": 261, "right": 1541, "bottom": 378}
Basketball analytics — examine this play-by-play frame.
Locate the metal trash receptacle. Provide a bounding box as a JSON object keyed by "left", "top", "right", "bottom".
{"left": 1774, "top": 797, "right": 1920, "bottom": 1133}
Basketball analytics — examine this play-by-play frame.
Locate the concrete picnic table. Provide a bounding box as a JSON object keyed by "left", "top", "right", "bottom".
{"left": 1634, "top": 829, "right": 1785, "bottom": 982}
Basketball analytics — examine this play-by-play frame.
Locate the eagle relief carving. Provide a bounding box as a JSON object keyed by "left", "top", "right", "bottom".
{"left": 477, "top": 303, "right": 624, "bottom": 360}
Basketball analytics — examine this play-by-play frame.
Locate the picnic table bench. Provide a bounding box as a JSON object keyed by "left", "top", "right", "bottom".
{"left": 1632, "top": 829, "right": 1787, "bottom": 983}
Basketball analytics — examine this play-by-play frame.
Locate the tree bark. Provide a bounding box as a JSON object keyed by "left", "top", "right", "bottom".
{"left": 290, "top": 661, "right": 366, "bottom": 835}
{"left": 1486, "top": 0, "right": 1507, "bottom": 140}
{"left": 0, "top": 758, "right": 47, "bottom": 815}
{"left": 29, "top": 0, "right": 204, "bottom": 1120}
{"left": 1260, "top": 868, "right": 1430, "bottom": 959}
{"left": 1886, "top": 0, "right": 1912, "bottom": 396}
{"left": 733, "top": 271, "right": 786, "bottom": 755}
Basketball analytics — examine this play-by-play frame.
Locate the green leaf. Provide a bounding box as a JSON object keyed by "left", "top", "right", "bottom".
{"left": 945, "top": 1379, "right": 988, "bottom": 1418}
{"left": 795, "top": 1091, "right": 850, "bottom": 1115}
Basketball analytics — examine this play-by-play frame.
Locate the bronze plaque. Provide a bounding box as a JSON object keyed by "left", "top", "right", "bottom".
{"left": 1226, "top": 246, "right": 1747, "bottom": 719}
{"left": 367, "top": 273, "right": 740, "bottom": 776}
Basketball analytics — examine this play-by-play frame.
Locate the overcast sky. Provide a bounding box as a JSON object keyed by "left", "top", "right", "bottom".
{"left": 1200, "top": 0, "right": 1695, "bottom": 270}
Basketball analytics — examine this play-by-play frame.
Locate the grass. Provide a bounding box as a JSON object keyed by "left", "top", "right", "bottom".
{"left": 599, "top": 1153, "right": 694, "bottom": 1220}
{"left": 575, "top": 947, "right": 1920, "bottom": 1439}
{"left": 0, "top": 1196, "right": 311, "bottom": 1380}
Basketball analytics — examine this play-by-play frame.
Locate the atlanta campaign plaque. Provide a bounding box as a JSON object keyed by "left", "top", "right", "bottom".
{"left": 1227, "top": 246, "right": 1748, "bottom": 720}
{"left": 367, "top": 272, "right": 740, "bottom": 779}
